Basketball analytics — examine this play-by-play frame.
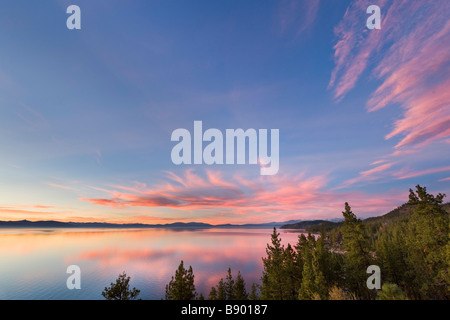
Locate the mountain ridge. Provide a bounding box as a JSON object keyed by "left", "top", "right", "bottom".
{"left": 280, "top": 202, "right": 450, "bottom": 232}
{"left": 7, "top": 202, "right": 447, "bottom": 230}
{"left": 0, "top": 218, "right": 310, "bottom": 229}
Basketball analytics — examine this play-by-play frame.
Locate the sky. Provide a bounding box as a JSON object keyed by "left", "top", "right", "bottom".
{"left": 0, "top": 0, "right": 449, "bottom": 224}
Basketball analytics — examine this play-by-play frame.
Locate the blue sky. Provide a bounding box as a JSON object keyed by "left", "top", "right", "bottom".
{"left": 0, "top": 0, "right": 449, "bottom": 224}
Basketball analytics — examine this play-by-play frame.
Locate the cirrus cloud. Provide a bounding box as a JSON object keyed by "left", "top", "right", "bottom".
{"left": 329, "top": 0, "right": 450, "bottom": 151}
{"left": 82, "top": 169, "right": 405, "bottom": 223}
{"left": 329, "top": 0, "right": 450, "bottom": 187}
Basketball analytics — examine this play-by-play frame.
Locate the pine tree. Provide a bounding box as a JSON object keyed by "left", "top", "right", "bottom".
{"left": 294, "top": 233, "right": 307, "bottom": 283}
{"left": 328, "top": 286, "right": 355, "bottom": 300}
{"left": 234, "top": 271, "right": 248, "bottom": 300}
{"left": 341, "top": 202, "right": 372, "bottom": 299}
{"left": 404, "top": 185, "right": 449, "bottom": 299}
{"left": 328, "top": 250, "right": 345, "bottom": 289}
{"left": 377, "top": 283, "right": 408, "bottom": 300}
{"left": 224, "top": 268, "right": 236, "bottom": 300}
{"left": 249, "top": 283, "right": 260, "bottom": 300}
{"left": 102, "top": 272, "right": 140, "bottom": 300}
{"left": 208, "top": 286, "right": 218, "bottom": 300}
{"left": 261, "top": 228, "right": 287, "bottom": 299}
{"left": 315, "top": 234, "right": 333, "bottom": 294}
{"left": 298, "top": 235, "right": 315, "bottom": 300}
{"left": 210, "top": 269, "right": 248, "bottom": 300}
{"left": 375, "top": 221, "right": 409, "bottom": 291}
{"left": 312, "top": 245, "right": 328, "bottom": 299}
{"left": 372, "top": 185, "right": 449, "bottom": 300}
{"left": 165, "top": 260, "right": 197, "bottom": 300}
{"left": 216, "top": 278, "right": 226, "bottom": 300}
{"left": 283, "top": 243, "right": 300, "bottom": 300}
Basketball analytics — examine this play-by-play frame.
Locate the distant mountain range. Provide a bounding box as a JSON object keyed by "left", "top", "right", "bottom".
{"left": 19, "top": 205, "right": 444, "bottom": 232}
{"left": 0, "top": 218, "right": 331, "bottom": 230}
{"left": 6, "top": 202, "right": 449, "bottom": 231}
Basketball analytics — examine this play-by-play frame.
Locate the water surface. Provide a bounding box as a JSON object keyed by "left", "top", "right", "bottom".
{"left": 0, "top": 228, "right": 304, "bottom": 300}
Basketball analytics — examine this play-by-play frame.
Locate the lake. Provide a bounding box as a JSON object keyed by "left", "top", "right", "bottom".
{"left": 0, "top": 228, "right": 305, "bottom": 300}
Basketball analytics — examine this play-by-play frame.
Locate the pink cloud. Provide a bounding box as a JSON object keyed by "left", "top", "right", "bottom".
{"left": 360, "top": 163, "right": 393, "bottom": 177}
{"left": 328, "top": 0, "right": 450, "bottom": 187}
{"left": 45, "top": 182, "right": 74, "bottom": 190}
{"left": 0, "top": 206, "right": 57, "bottom": 215}
{"left": 329, "top": 0, "right": 450, "bottom": 151}
{"left": 389, "top": 149, "right": 419, "bottom": 157}
{"left": 83, "top": 170, "right": 323, "bottom": 213}
{"left": 393, "top": 166, "right": 450, "bottom": 180}
{"left": 338, "top": 162, "right": 394, "bottom": 189}
{"left": 329, "top": 0, "right": 389, "bottom": 99}
{"left": 82, "top": 169, "right": 404, "bottom": 223}
{"left": 370, "top": 159, "right": 387, "bottom": 166}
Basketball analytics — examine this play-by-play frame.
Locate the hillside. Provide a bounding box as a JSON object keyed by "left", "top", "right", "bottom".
{"left": 281, "top": 202, "right": 450, "bottom": 233}
{"left": 280, "top": 220, "right": 331, "bottom": 230}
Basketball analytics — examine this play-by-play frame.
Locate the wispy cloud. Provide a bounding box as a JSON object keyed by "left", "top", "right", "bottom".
{"left": 0, "top": 205, "right": 57, "bottom": 216}
{"left": 0, "top": 69, "right": 18, "bottom": 92}
{"left": 370, "top": 159, "right": 387, "bottom": 166}
{"left": 45, "top": 182, "right": 74, "bottom": 191}
{"left": 328, "top": 0, "right": 388, "bottom": 99}
{"left": 393, "top": 166, "right": 450, "bottom": 180}
{"left": 338, "top": 162, "right": 394, "bottom": 189}
{"left": 17, "top": 102, "right": 46, "bottom": 121}
{"left": 82, "top": 169, "right": 404, "bottom": 222}
{"left": 329, "top": 0, "right": 450, "bottom": 151}
{"left": 329, "top": 0, "right": 450, "bottom": 187}
{"left": 360, "top": 163, "right": 393, "bottom": 177}
{"left": 277, "top": 0, "right": 320, "bottom": 36}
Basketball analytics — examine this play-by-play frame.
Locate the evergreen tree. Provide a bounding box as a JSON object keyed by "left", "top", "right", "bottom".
{"left": 208, "top": 286, "right": 218, "bottom": 300}
{"left": 224, "top": 268, "right": 236, "bottom": 300}
{"left": 261, "top": 228, "right": 287, "bottom": 299}
{"left": 283, "top": 243, "right": 300, "bottom": 300}
{"left": 210, "top": 269, "right": 248, "bottom": 300}
{"left": 298, "top": 235, "right": 315, "bottom": 300}
{"left": 376, "top": 283, "right": 408, "bottom": 300}
{"left": 328, "top": 286, "right": 355, "bottom": 300}
{"left": 315, "top": 234, "right": 333, "bottom": 295}
{"left": 216, "top": 278, "right": 226, "bottom": 300}
{"left": 404, "top": 185, "right": 449, "bottom": 299}
{"left": 294, "top": 233, "right": 307, "bottom": 283}
{"left": 312, "top": 245, "right": 328, "bottom": 300}
{"left": 375, "top": 221, "right": 409, "bottom": 292}
{"left": 341, "top": 203, "right": 372, "bottom": 299}
{"left": 165, "top": 260, "right": 197, "bottom": 300}
{"left": 368, "top": 185, "right": 448, "bottom": 299}
{"left": 102, "top": 272, "right": 140, "bottom": 300}
{"left": 296, "top": 233, "right": 328, "bottom": 300}
{"left": 328, "top": 251, "right": 345, "bottom": 288}
{"left": 234, "top": 271, "right": 248, "bottom": 300}
{"left": 249, "top": 283, "right": 260, "bottom": 300}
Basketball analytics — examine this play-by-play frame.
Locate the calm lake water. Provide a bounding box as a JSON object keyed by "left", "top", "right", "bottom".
{"left": 0, "top": 228, "right": 305, "bottom": 300}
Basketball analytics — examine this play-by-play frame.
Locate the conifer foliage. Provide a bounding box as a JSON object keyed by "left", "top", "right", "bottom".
{"left": 165, "top": 260, "right": 197, "bottom": 300}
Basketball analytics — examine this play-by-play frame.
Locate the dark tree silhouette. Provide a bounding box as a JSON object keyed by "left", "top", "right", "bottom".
{"left": 102, "top": 272, "right": 140, "bottom": 300}
{"left": 165, "top": 260, "right": 197, "bottom": 300}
